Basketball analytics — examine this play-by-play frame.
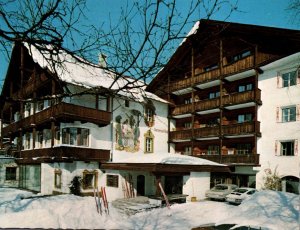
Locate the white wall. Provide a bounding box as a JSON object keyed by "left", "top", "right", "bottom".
{"left": 183, "top": 172, "right": 210, "bottom": 201}
{"left": 111, "top": 96, "right": 170, "bottom": 161}
{"left": 257, "top": 53, "right": 300, "bottom": 189}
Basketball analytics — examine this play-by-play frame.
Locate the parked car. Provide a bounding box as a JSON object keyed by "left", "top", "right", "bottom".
{"left": 205, "top": 184, "right": 238, "bottom": 201}
{"left": 226, "top": 187, "right": 257, "bottom": 204}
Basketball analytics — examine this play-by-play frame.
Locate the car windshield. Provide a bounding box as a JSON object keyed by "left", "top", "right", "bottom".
{"left": 234, "top": 188, "right": 248, "bottom": 193}
{"left": 214, "top": 185, "right": 228, "bottom": 190}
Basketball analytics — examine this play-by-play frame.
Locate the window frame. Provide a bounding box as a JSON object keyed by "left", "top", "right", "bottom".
{"left": 106, "top": 174, "right": 119, "bottom": 188}
{"left": 236, "top": 143, "right": 252, "bottom": 155}
{"left": 282, "top": 106, "right": 296, "bottom": 123}
{"left": 280, "top": 141, "right": 294, "bottom": 156}
{"left": 5, "top": 167, "right": 17, "bottom": 181}
{"left": 62, "top": 127, "right": 90, "bottom": 147}
{"left": 282, "top": 70, "right": 297, "bottom": 88}
{"left": 54, "top": 169, "right": 62, "bottom": 189}
{"left": 82, "top": 170, "right": 98, "bottom": 190}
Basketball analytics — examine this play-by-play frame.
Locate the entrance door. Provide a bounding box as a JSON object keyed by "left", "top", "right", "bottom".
{"left": 165, "top": 176, "right": 183, "bottom": 194}
{"left": 137, "top": 175, "right": 145, "bottom": 196}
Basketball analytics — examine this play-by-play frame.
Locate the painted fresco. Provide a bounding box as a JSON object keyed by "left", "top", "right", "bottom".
{"left": 115, "top": 109, "right": 141, "bottom": 152}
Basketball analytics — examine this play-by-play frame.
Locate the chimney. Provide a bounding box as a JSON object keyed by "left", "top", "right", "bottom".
{"left": 99, "top": 53, "right": 107, "bottom": 68}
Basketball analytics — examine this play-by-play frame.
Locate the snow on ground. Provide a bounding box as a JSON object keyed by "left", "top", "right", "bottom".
{"left": 0, "top": 188, "right": 299, "bottom": 229}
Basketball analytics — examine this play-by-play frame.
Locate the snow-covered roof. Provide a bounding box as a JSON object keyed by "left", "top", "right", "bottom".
{"left": 24, "top": 44, "right": 168, "bottom": 104}
{"left": 112, "top": 152, "right": 225, "bottom": 166}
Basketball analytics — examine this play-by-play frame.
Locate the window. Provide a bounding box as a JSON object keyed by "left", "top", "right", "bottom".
{"left": 146, "top": 108, "right": 154, "bottom": 123}
{"left": 184, "top": 146, "right": 192, "bottom": 155}
{"left": 37, "top": 131, "right": 43, "bottom": 148}
{"left": 236, "top": 144, "right": 252, "bottom": 155}
{"left": 144, "top": 101, "right": 155, "bottom": 127}
{"left": 281, "top": 141, "right": 294, "bottom": 156}
{"left": 282, "top": 107, "right": 296, "bottom": 122}
{"left": 54, "top": 169, "right": 62, "bottom": 189}
{"left": 144, "top": 129, "right": 154, "bottom": 153}
{"left": 208, "top": 145, "right": 220, "bottom": 155}
{"left": 282, "top": 71, "right": 297, "bottom": 87}
{"left": 238, "top": 114, "right": 252, "bottom": 123}
{"left": 6, "top": 167, "right": 17, "bottom": 180}
{"left": 36, "top": 101, "right": 44, "bottom": 112}
{"left": 238, "top": 83, "right": 253, "bottom": 92}
{"left": 62, "top": 128, "right": 89, "bottom": 146}
{"left": 184, "top": 98, "right": 192, "bottom": 104}
{"left": 106, "top": 174, "right": 119, "bottom": 188}
{"left": 24, "top": 103, "right": 31, "bottom": 117}
{"left": 82, "top": 170, "right": 98, "bottom": 189}
{"left": 44, "top": 129, "right": 51, "bottom": 147}
{"left": 228, "top": 50, "right": 251, "bottom": 64}
{"left": 209, "top": 91, "right": 220, "bottom": 99}
{"left": 25, "top": 132, "right": 31, "bottom": 149}
{"left": 204, "top": 63, "right": 218, "bottom": 72}
{"left": 184, "top": 122, "right": 192, "bottom": 129}
{"left": 125, "top": 100, "right": 130, "bottom": 107}
{"left": 145, "top": 137, "right": 153, "bottom": 153}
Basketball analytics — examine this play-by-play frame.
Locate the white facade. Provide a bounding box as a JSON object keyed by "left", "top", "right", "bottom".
{"left": 257, "top": 53, "right": 300, "bottom": 193}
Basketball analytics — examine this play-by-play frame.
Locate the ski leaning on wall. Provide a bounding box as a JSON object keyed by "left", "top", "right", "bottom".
{"left": 158, "top": 182, "right": 170, "bottom": 209}
{"left": 101, "top": 186, "right": 109, "bottom": 215}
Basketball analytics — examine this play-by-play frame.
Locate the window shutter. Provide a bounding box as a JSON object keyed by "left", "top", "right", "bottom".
{"left": 295, "top": 139, "right": 298, "bottom": 156}
{"left": 275, "top": 140, "right": 279, "bottom": 156}
{"left": 276, "top": 107, "right": 280, "bottom": 122}
{"left": 297, "top": 105, "right": 300, "bottom": 121}
{"left": 277, "top": 73, "right": 283, "bottom": 88}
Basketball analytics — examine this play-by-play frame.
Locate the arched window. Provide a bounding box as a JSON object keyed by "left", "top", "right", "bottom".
{"left": 144, "top": 130, "right": 154, "bottom": 153}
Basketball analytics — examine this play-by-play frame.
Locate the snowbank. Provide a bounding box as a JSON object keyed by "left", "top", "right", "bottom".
{"left": 0, "top": 188, "right": 298, "bottom": 229}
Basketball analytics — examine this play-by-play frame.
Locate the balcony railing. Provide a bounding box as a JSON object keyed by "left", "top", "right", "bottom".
{"left": 171, "top": 89, "right": 260, "bottom": 117}
{"left": 171, "top": 104, "right": 193, "bottom": 116}
{"left": 2, "top": 102, "right": 111, "bottom": 136}
{"left": 196, "top": 153, "right": 260, "bottom": 165}
{"left": 12, "top": 146, "right": 110, "bottom": 164}
{"left": 222, "top": 55, "right": 254, "bottom": 75}
{"left": 223, "top": 121, "right": 260, "bottom": 136}
{"left": 169, "top": 55, "right": 256, "bottom": 93}
{"left": 169, "top": 121, "right": 260, "bottom": 141}
{"left": 223, "top": 89, "right": 261, "bottom": 107}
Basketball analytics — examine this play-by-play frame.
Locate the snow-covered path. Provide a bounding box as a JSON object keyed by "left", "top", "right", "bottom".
{"left": 0, "top": 188, "right": 299, "bottom": 229}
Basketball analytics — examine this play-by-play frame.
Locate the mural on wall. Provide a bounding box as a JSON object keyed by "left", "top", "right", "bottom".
{"left": 115, "top": 109, "right": 142, "bottom": 152}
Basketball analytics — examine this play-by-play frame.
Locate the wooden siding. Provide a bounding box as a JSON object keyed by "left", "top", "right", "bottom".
{"left": 13, "top": 146, "right": 110, "bottom": 164}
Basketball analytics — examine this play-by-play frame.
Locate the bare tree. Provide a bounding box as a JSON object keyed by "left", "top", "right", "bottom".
{"left": 287, "top": 0, "right": 300, "bottom": 25}
{"left": 0, "top": 0, "right": 238, "bottom": 96}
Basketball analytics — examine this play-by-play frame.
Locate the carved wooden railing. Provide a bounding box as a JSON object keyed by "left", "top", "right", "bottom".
{"left": 13, "top": 146, "right": 110, "bottom": 163}
{"left": 2, "top": 102, "right": 111, "bottom": 136}
{"left": 170, "top": 121, "right": 260, "bottom": 141}
{"left": 197, "top": 153, "right": 260, "bottom": 165}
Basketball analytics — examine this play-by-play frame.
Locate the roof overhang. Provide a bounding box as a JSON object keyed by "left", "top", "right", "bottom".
{"left": 101, "top": 162, "right": 230, "bottom": 174}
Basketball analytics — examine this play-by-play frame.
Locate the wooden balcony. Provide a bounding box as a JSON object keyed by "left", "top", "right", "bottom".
{"left": 223, "top": 89, "right": 261, "bottom": 108}
{"left": 12, "top": 146, "right": 110, "bottom": 164}
{"left": 223, "top": 55, "right": 254, "bottom": 75}
{"left": 13, "top": 73, "right": 50, "bottom": 98}
{"left": 171, "top": 104, "right": 193, "bottom": 117}
{"left": 196, "top": 154, "right": 260, "bottom": 165}
{"left": 223, "top": 121, "right": 260, "bottom": 137}
{"left": 171, "top": 89, "right": 260, "bottom": 117}
{"left": 169, "top": 121, "right": 260, "bottom": 142}
{"left": 169, "top": 55, "right": 255, "bottom": 93}
{"left": 2, "top": 102, "right": 111, "bottom": 136}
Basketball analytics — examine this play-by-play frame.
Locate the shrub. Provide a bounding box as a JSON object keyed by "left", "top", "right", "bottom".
{"left": 69, "top": 176, "right": 82, "bottom": 196}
